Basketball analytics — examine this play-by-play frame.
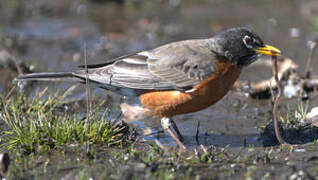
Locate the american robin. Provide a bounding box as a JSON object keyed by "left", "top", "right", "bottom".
{"left": 16, "top": 27, "right": 280, "bottom": 149}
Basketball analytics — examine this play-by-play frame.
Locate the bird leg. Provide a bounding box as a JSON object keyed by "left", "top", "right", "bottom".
{"left": 170, "top": 119, "right": 184, "bottom": 142}
{"left": 161, "top": 117, "right": 186, "bottom": 149}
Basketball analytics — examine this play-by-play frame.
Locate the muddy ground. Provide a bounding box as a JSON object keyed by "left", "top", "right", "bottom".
{"left": 1, "top": 0, "right": 318, "bottom": 179}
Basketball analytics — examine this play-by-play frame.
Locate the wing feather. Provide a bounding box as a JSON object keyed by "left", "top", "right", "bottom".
{"left": 73, "top": 39, "right": 218, "bottom": 91}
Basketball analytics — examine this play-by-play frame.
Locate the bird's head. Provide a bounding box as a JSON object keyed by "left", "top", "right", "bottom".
{"left": 212, "top": 27, "right": 281, "bottom": 66}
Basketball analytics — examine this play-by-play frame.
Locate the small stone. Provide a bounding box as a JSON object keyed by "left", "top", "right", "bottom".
{"left": 306, "top": 106, "right": 318, "bottom": 126}
{"left": 289, "top": 28, "right": 300, "bottom": 38}
{"left": 283, "top": 79, "right": 301, "bottom": 98}
{"left": 267, "top": 18, "right": 278, "bottom": 27}
{"left": 0, "top": 152, "right": 10, "bottom": 176}
{"left": 72, "top": 52, "right": 81, "bottom": 63}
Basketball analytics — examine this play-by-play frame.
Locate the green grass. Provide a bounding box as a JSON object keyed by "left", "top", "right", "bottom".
{"left": 281, "top": 102, "right": 309, "bottom": 127}
{"left": 0, "top": 91, "right": 132, "bottom": 154}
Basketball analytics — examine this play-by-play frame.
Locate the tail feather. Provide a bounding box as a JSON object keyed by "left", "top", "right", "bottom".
{"left": 15, "top": 72, "right": 78, "bottom": 82}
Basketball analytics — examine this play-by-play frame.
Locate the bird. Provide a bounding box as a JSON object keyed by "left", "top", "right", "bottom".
{"left": 16, "top": 27, "right": 281, "bottom": 149}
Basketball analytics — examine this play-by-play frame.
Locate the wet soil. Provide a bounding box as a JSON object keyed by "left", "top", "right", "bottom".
{"left": 1, "top": 0, "right": 318, "bottom": 179}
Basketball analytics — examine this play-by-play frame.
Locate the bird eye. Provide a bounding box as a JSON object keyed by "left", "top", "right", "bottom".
{"left": 243, "top": 35, "right": 254, "bottom": 48}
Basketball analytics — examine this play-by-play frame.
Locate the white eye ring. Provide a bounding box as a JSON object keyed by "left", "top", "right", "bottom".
{"left": 243, "top": 35, "right": 254, "bottom": 49}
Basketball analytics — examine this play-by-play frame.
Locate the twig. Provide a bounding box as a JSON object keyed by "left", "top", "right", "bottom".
{"left": 84, "top": 42, "right": 91, "bottom": 154}
{"left": 304, "top": 40, "right": 318, "bottom": 79}
{"left": 84, "top": 43, "right": 91, "bottom": 123}
{"left": 271, "top": 55, "right": 287, "bottom": 144}
{"left": 84, "top": 43, "right": 92, "bottom": 155}
{"left": 305, "top": 77, "right": 318, "bottom": 88}
{"left": 195, "top": 120, "right": 200, "bottom": 145}
{"left": 4, "top": 86, "right": 16, "bottom": 100}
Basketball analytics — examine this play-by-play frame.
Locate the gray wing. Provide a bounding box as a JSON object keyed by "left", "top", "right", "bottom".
{"left": 73, "top": 39, "right": 218, "bottom": 91}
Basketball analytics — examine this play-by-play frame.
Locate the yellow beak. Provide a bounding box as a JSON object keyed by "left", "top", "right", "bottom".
{"left": 255, "top": 45, "right": 281, "bottom": 56}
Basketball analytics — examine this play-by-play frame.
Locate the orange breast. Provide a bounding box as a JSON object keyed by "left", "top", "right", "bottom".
{"left": 139, "top": 61, "right": 241, "bottom": 117}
